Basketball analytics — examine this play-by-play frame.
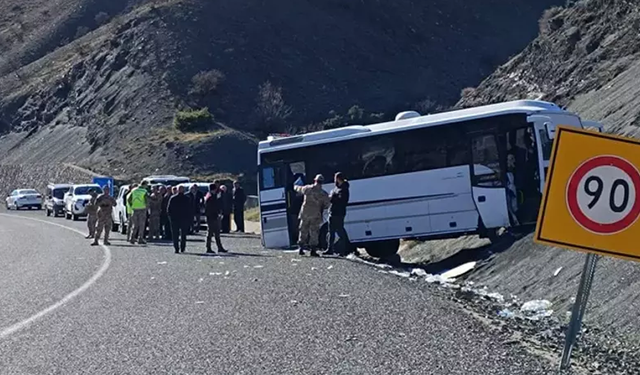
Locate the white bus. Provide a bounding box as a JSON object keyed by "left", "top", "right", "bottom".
{"left": 257, "top": 100, "right": 603, "bottom": 257}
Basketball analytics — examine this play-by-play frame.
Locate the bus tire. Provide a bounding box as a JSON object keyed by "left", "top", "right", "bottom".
{"left": 364, "top": 239, "right": 400, "bottom": 258}
{"left": 486, "top": 228, "right": 501, "bottom": 244}
{"left": 478, "top": 218, "right": 502, "bottom": 244}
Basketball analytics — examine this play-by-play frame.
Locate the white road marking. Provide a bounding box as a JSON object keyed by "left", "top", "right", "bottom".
{"left": 0, "top": 214, "right": 112, "bottom": 339}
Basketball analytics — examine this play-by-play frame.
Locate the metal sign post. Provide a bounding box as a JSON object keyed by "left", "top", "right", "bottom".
{"left": 559, "top": 253, "right": 599, "bottom": 370}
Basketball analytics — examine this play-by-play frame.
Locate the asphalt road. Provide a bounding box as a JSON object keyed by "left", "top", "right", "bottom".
{"left": 0, "top": 210, "right": 556, "bottom": 374}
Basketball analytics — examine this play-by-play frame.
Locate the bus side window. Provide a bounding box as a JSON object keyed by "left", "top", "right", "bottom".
{"left": 472, "top": 134, "right": 503, "bottom": 187}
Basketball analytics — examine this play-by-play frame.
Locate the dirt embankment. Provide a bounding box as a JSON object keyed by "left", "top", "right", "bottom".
{"left": 0, "top": 163, "right": 94, "bottom": 197}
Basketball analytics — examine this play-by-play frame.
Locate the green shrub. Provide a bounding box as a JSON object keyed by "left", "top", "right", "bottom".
{"left": 174, "top": 108, "right": 214, "bottom": 132}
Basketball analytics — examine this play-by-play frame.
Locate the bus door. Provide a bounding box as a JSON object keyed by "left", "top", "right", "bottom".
{"left": 470, "top": 132, "right": 510, "bottom": 229}
{"left": 527, "top": 115, "right": 554, "bottom": 192}
{"left": 259, "top": 163, "right": 291, "bottom": 248}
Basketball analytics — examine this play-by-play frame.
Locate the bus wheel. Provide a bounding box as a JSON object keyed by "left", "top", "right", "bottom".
{"left": 486, "top": 228, "right": 501, "bottom": 244}
{"left": 364, "top": 239, "right": 400, "bottom": 258}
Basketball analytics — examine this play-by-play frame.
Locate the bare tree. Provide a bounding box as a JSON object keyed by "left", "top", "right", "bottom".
{"left": 256, "top": 81, "right": 292, "bottom": 127}
{"left": 189, "top": 69, "right": 225, "bottom": 95}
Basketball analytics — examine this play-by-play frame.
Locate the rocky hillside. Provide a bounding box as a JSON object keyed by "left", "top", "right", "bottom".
{"left": 0, "top": 163, "right": 94, "bottom": 198}
{"left": 447, "top": 0, "right": 640, "bottom": 350}
{"left": 458, "top": 0, "right": 640, "bottom": 139}
{"left": 0, "top": 0, "right": 561, "bottom": 181}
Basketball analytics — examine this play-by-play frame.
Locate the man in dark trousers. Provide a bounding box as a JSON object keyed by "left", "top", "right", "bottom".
{"left": 205, "top": 182, "right": 227, "bottom": 253}
{"left": 167, "top": 185, "right": 192, "bottom": 254}
{"left": 160, "top": 186, "right": 171, "bottom": 240}
{"left": 220, "top": 185, "right": 233, "bottom": 233}
{"left": 325, "top": 172, "right": 351, "bottom": 256}
{"left": 232, "top": 180, "right": 247, "bottom": 232}
{"left": 189, "top": 184, "right": 204, "bottom": 234}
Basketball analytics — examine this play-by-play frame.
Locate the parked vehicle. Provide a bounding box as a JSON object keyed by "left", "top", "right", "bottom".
{"left": 142, "top": 175, "right": 190, "bottom": 187}
{"left": 63, "top": 184, "right": 102, "bottom": 221}
{"left": 44, "top": 184, "right": 72, "bottom": 217}
{"left": 112, "top": 184, "right": 131, "bottom": 234}
{"left": 5, "top": 189, "right": 43, "bottom": 210}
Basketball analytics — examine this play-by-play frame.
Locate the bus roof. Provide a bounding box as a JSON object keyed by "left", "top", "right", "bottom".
{"left": 258, "top": 100, "right": 570, "bottom": 152}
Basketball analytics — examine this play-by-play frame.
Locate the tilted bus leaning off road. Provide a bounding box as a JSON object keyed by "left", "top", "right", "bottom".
{"left": 256, "top": 100, "right": 604, "bottom": 257}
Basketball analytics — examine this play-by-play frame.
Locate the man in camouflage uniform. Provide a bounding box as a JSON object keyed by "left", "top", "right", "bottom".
{"left": 148, "top": 185, "right": 163, "bottom": 241}
{"left": 91, "top": 186, "right": 117, "bottom": 246}
{"left": 85, "top": 189, "right": 99, "bottom": 239}
{"left": 293, "top": 174, "right": 330, "bottom": 257}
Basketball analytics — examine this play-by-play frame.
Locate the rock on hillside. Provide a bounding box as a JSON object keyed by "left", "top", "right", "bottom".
{"left": 0, "top": 0, "right": 561, "bottom": 179}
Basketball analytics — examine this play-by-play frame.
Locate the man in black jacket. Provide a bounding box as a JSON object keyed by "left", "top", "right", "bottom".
{"left": 167, "top": 185, "right": 192, "bottom": 254}
{"left": 205, "top": 182, "right": 227, "bottom": 253}
{"left": 188, "top": 184, "right": 204, "bottom": 234}
{"left": 220, "top": 185, "right": 233, "bottom": 233}
{"left": 160, "top": 186, "right": 172, "bottom": 240}
{"left": 232, "top": 181, "right": 247, "bottom": 232}
{"left": 326, "top": 172, "right": 351, "bottom": 256}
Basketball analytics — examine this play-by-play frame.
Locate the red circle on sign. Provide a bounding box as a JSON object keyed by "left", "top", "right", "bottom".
{"left": 566, "top": 155, "right": 640, "bottom": 234}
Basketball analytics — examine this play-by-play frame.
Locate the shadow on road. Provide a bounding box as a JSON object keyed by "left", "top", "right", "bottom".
{"left": 180, "top": 251, "right": 270, "bottom": 258}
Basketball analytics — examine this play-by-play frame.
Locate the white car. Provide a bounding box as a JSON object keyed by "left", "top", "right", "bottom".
{"left": 5, "top": 189, "right": 43, "bottom": 210}
{"left": 143, "top": 175, "right": 190, "bottom": 187}
{"left": 64, "top": 184, "right": 102, "bottom": 221}
{"left": 112, "top": 184, "right": 131, "bottom": 234}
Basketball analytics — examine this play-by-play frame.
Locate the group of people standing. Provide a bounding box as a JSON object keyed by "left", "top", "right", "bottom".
{"left": 85, "top": 179, "right": 247, "bottom": 255}
{"left": 294, "top": 172, "right": 350, "bottom": 258}
{"left": 85, "top": 187, "right": 117, "bottom": 246}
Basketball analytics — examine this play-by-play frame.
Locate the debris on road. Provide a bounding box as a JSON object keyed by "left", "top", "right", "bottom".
{"left": 440, "top": 261, "right": 476, "bottom": 279}
{"left": 411, "top": 268, "right": 427, "bottom": 277}
{"left": 553, "top": 267, "right": 563, "bottom": 277}
{"left": 520, "top": 300, "right": 553, "bottom": 320}
{"left": 389, "top": 270, "right": 411, "bottom": 278}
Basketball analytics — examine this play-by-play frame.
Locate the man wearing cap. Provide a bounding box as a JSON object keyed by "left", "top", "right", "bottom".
{"left": 293, "top": 174, "right": 330, "bottom": 257}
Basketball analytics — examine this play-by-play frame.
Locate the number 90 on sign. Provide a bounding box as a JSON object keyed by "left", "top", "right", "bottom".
{"left": 566, "top": 155, "right": 640, "bottom": 235}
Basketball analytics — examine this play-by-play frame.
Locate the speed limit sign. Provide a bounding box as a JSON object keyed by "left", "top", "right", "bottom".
{"left": 566, "top": 155, "right": 640, "bottom": 234}
{"left": 536, "top": 126, "right": 640, "bottom": 261}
